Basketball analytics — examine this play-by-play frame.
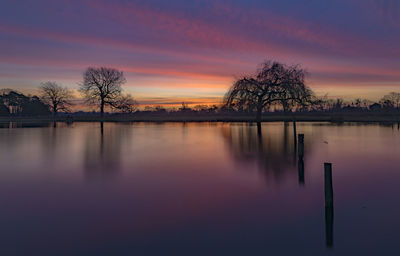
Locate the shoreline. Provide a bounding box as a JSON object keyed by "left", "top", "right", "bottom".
{"left": 1, "top": 113, "right": 400, "bottom": 123}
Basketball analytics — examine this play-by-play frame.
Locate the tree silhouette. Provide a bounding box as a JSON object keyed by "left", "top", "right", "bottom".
{"left": 114, "top": 94, "right": 138, "bottom": 113}
{"left": 79, "top": 67, "right": 133, "bottom": 116}
{"left": 39, "top": 81, "right": 73, "bottom": 116}
{"left": 224, "top": 61, "right": 313, "bottom": 122}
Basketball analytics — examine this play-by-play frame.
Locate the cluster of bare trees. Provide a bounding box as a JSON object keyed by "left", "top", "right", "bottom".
{"left": 39, "top": 67, "right": 137, "bottom": 116}
{"left": 306, "top": 93, "right": 400, "bottom": 112}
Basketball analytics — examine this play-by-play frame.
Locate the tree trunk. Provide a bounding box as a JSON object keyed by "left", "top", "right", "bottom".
{"left": 100, "top": 100, "right": 104, "bottom": 118}
{"left": 256, "top": 106, "right": 262, "bottom": 123}
{"left": 53, "top": 105, "right": 57, "bottom": 117}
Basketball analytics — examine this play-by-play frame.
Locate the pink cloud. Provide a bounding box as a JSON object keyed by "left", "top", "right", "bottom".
{"left": 85, "top": 0, "right": 398, "bottom": 59}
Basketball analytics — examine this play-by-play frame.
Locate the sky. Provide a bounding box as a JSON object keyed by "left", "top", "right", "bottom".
{"left": 1, "top": 0, "right": 400, "bottom": 106}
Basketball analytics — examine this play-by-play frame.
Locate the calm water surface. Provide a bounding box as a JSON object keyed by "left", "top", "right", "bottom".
{"left": 0, "top": 122, "right": 399, "bottom": 255}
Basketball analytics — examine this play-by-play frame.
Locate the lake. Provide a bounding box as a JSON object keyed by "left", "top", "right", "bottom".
{"left": 0, "top": 122, "right": 399, "bottom": 255}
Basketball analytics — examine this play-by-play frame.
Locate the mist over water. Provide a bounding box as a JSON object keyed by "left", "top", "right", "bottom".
{"left": 0, "top": 122, "right": 399, "bottom": 255}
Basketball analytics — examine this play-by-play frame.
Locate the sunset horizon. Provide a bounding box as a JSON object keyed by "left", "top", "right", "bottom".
{"left": 1, "top": 0, "right": 400, "bottom": 107}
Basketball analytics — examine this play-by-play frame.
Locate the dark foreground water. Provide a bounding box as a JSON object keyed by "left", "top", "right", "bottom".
{"left": 0, "top": 122, "right": 399, "bottom": 255}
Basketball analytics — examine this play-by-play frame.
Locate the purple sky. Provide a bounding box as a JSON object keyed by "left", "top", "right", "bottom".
{"left": 1, "top": 0, "right": 400, "bottom": 105}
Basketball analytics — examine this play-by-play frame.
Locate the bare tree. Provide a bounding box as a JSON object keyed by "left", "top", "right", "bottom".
{"left": 79, "top": 67, "right": 129, "bottom": 116}
{"left": 114, "top": 94, "right": 138, "bottom": 113}
{"left": 224, "top": 61, "right": 313, "bottom": 122}
{"left": 381, "top": 92, "right": 400, "bottom": 110}
{"left": 39, "top": 81, "right": 73, "bottom": 115}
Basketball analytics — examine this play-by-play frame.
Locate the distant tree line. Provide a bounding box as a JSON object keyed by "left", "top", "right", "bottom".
{"left": 136, "top": 92, "right": 400, "bottom": 116}
{"left": 1, "top": 62, "right": 400, "bottom": 119}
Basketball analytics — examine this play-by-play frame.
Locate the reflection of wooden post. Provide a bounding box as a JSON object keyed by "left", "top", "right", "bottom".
{"left": 324, "top": 163, "right": 333, "bottom": 206}
{"left": 298, "top": 134, "right": 304, "bottom": 159}
{"left": 298, "top": 158, "right": 304, "bottom": 185}
{"left": 293, "top": 121, "right": 297, "bottom": 149}
{"left": 325, "top": 203, "right": 334, "bottom": 248}
{"left": 324, "top": 163, "right": 334, "bottom": 248}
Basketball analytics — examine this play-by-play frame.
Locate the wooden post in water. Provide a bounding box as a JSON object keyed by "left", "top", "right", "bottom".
{"left": 298, "top": 134, "right": 304, "bottom": 159}
{"left": 293, "top": 121, "right": 297, "bottom": 149}
{"left": 324, "top": 163, "right": 334, "bottom": 248}
{"left": 324, "top": 163, "right": 334, "bottom": 207}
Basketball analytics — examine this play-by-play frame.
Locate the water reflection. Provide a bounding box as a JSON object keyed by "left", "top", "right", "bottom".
{"left": 0, "top": 122, "right": 400, "bottom": 254}
{"left": 298, "top": 158, "right": 305, "bottom": 185}
{"left": 325, "top": 204, "right": 334, "bottom": 248}
{"left": 221, "top": 122, "right": 301, "bottom": 183}
{"left": 83, "top": 122, "right": 128, "bottom": 180}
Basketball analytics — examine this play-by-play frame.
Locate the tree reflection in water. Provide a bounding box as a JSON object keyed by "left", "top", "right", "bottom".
{"left": 221, "top": 122, "right": 310, "bottom": 185}
{"left": 83, "top": 122, "right": 130, "bottom": 180}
